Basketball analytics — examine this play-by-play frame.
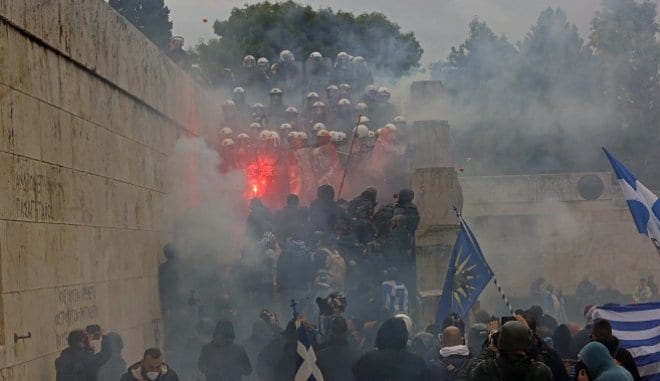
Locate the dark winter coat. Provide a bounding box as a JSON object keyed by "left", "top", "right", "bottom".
{"left": 120, "top": 362, "right": 179, "bottom": 381}
{"left": 529, "top": 334, "right": 569, "bottom": 381}
{"left": 276, "top": 239, "right": 312, "bottom": 292}
{"left": 256, "top": 321, "right": 299, "bottom": 381}
{"left": 579, "top": 342, "right": 633, "bottom": 381}
{"left": 353, "top": 318, "right": 431, "bottom": 381}
{"left": 429, "top": 354, "right": 473, "bottom": 381}
{"left": 569, "top": 324, "right": 593, "bottom": 359}
{"left": 56, "top": 339, "right": 110, "bottom": 381}
{"left": 470, "top": 349, "right": 552, "bottom": 381}
{"left": 309, "top": 185, "right": 340, "bottom": 233}
{"left": 273, "top": 205, "right": 305, "bottom": 241}
{"left": 199, "top": 321, "right": 252, "bottom": 381}
{"left": 316, "top": 336, "right": 361, "bottom": 381}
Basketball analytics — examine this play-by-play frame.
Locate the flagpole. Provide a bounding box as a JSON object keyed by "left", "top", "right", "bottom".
{"left": 454, "top": 207, "right": 515, "bottom": 316}
{"left": 336, "top": 114, "right": 363, "bottom": 200}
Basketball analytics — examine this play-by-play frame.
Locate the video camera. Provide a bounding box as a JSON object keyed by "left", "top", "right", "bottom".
{"left": 316, "top": 292, "right": 347, "bottom": 316}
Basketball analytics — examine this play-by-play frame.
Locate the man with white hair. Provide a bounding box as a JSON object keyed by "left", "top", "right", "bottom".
{"left": 167, "top": 36, "right": 191, "bottom": 70}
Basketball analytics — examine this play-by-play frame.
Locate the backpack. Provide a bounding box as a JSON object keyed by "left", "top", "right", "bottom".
{"left": 434, "top": 357, "right": 471, "bottom": 381}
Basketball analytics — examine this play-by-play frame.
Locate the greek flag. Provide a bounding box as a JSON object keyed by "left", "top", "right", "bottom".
{"left": 593, "top": 303, "right": 660, "bottom": 381}
{"left": 603, "top": 148, "right": 660, "bottom": 256}
{"left": 295, "top": 318, "right": 324, "bottom": 381}
{"left": 381, "top": 280, "right": 409, "bottom": 316}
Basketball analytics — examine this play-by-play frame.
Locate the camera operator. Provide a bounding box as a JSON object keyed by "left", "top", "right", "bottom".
{"left": 470, "top": 320, "right": 552, "bottom": 381}
{"left": 56, "top": 325, "right": 110, "bottom": 381}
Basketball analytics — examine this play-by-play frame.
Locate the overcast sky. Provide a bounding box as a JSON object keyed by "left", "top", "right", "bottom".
{"left": 165, "top": 0, "right": 655, "bottom": 64}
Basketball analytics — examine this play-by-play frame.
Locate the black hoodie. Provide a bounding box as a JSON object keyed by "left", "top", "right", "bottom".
{"left": 353, "top": 318, "right": 431, "bottom": 381}
{"left": 198, "top": 320, "right": 252, "bottom": 381}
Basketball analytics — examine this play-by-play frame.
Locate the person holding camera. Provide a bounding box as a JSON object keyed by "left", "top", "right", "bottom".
{"left": 55, "top": 327, "right": 110, "bottom": 381}
{"left": 470, "top": 321, "right": 552, "bottom": 381}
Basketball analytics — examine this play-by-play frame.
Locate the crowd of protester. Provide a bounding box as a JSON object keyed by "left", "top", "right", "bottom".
{"left": 53, "top": 37, "right": 645, "bottom": 381}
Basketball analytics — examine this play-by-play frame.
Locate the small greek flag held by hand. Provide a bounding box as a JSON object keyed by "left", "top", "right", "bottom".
{"left": 295, "top": 318, "right": 324, "bottom": 381}
{"left": 603, "top": 148, "right": 660, "bottom": 257}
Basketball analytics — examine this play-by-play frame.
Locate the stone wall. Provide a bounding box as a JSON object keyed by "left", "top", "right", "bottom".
{"left": 0, "top": 1, "right": 219, "bottom": 379}
{"left": 461, "top": 173, "right": 660, "bottom": 312}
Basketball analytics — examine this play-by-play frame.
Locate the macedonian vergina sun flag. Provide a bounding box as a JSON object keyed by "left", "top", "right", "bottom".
{"left": 436, "top": 216, "right": 494, "bottom": 323}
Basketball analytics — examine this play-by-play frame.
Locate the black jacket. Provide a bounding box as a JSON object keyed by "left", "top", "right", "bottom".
{"left": 353, "top": 318, "right": 431, "bottom": 381}
{"left": 470, "top": 349, "right": 552, "bottom": 381}
{"left": 529, "top": 334, "right": 569, "bottom": 381}
{"left": 429, "top": 354, "right": 473, "bottom": 381}
{"left": 199, "top": 321, "right": 252, "bottom": 381}
{"left": 55, "top": 339, "right": 110, "bottom": 381}
{"left": 316, "top": 336, "right": 361, "bottom": 381}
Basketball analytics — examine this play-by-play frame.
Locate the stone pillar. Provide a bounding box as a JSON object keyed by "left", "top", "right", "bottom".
{"left": 411, "top": 119, "right": 462, "bottom": 326}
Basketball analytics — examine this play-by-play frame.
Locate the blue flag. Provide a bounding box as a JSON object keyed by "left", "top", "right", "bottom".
{"left": 603, "top": 148, "right": 660, "bottom": 256}
{"left": 436, "top": 218, "right": 494, "bottom": 323}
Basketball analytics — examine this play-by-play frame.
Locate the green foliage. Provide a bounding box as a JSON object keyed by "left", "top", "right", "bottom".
{"left": 109, "top": 0, "right": 173, "bottom": 49}
{"left": 195, "top": 1, "right": 422, "bottom": 81}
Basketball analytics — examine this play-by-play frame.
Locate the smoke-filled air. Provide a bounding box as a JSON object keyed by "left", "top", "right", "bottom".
{"left": 36, "top": 1, "right": 660, "bottom": 381}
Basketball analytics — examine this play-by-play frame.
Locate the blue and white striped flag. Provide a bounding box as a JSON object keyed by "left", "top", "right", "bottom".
{"left": 295, "top": 318, "right": 324, "bottom": 381}
{"left": 593, "top": 303, "right": 660, "bottom": 381}
{"left": 603, "top": 148, "right": 660, "bottom": 257}
{"left": 381, "top": 280, "right": 409, "bottom": 316}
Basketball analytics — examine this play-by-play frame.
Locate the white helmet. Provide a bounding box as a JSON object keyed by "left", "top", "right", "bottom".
{"left": 279, "top": 123, "right": 293, "bottom": 130}
{"left": 355, "top": 102, "right": 368, "bottom": 111}
{"left": 269, "top": 87, "right": 283, "bottom": 96}
{"left": 339, "top": 83, "right": 352, "bottom": 92}
{"left": 257, "top": 57, "right": 269, "bottom": 66}
{"left": 329, "top": 131, "right": 340, "bottom": 142}
{"left": 286, "top": 106, "right": 299, "bottom": 114}
{"left": 287, "top": 131, "right": 298, "bottom": 139}
{"left": 259, "top": 130, "right": 272, "bottom": 140}
{"left": 221, "top": 138, "right": 235, "bottom": 146}
{"left": 354, "top": 124, "right": 370, "bottom": 138}
{"left": 316, "top": 129, "right": 331, "bottom": 138}
{"left": 243, "top": 55, "right": 256, "bottom": 67}
{"left": 312, "top": 101, "right": 326, "bottom": 108}
{"left": 280, "top": 50, "right": 295, "bottom": 61}
{"left": 233, "top": 86, "right": 245, "bottom": 95}
{"left": 338, "top": 98, "right": 351, "bottom": 106}
{"left": 312, "top": 122, "right": 327, "bottom": 132}
{"left": 352, "top": 55, "right": 365, "bottom": 64}
{"left": 298, "top": 132, "right": 308, "bottom": 140}
{"left": 377, "top": 86, "right": 391, "bottom": 98}
{"left": 249, "top": 122, "right": 263, "bottom": 130}
{"left": 359, "top": 115, "right": 370, "bottom": 124}
{"left": 394, "top": 115, "right": 406, "bottom": 124}
{"left": 309, "top": 51, "right": 323, "bottom": 60}
{"left": 223, "top": 99, "right": 236, "bottom": 107}
{"left": 220, "top": 127, "right": 233, "bottom": 136}
{"left": 252, "top": 103, "right": 265, "bottom": 111}
{"left": 327, "top": 84, "right": 339, "bottom": 92}
{"left": 337, "top": 132, "right": 347, "bottom": 141}
{"left": 306, "top": 92, "right": 320, "bottom": 100}
{"left": 236, "top": 133, "right": 250, "bottom": 141}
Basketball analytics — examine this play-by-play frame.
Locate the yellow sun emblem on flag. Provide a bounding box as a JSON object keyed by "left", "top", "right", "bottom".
{"left": 452, "top": 249, "right": 479, "bottom": 309}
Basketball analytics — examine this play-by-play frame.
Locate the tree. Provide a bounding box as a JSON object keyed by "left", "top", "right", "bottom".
{"left": 109, "top": 0, "right": 173, "bottom": 49}
{"left": 589, "top": 0, "right": 660, "bottom": 182}
{"left": 195, "top": 1, "right": 422, "bottom": 81}
{"left": 431, "top": 18, "right": 518, "bottom": 100}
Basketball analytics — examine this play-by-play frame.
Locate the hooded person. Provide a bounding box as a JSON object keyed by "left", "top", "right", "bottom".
{"left": 241, "top": 320, "right": 272, "bottom": 381}
{"left": 522, "top": 313, "right": 569, "bottom": 381}
{"left": 353, "top": 317, "right": 431, "bottom": 381}
{"left": 317, "top": 317, "right": 362, "bottom": 381}
{"left": 470, "top": 321, "right": 552, "bottom": 381}
{"left": 256, "top": 318, "right": 305, "bottom": 381}
{"left": 198, "top": 320, "right": 252, "bottom": 381}
{"left": 570, "top": 304, "right": 597, "bottom": 359}
{"left": 347, "top": 187, "right": 378, "bottom": 218}
{"left": 578, "top": 341, "right": 633, "bottom": 381}
{"left": 56, "top": 329, "right": 111, "bottom": 381}
{"left": 309, "top": 185, "right": 341, "bottom": 233}
{"left": 97, "top": 332, "right": 127, "bottom": 381}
